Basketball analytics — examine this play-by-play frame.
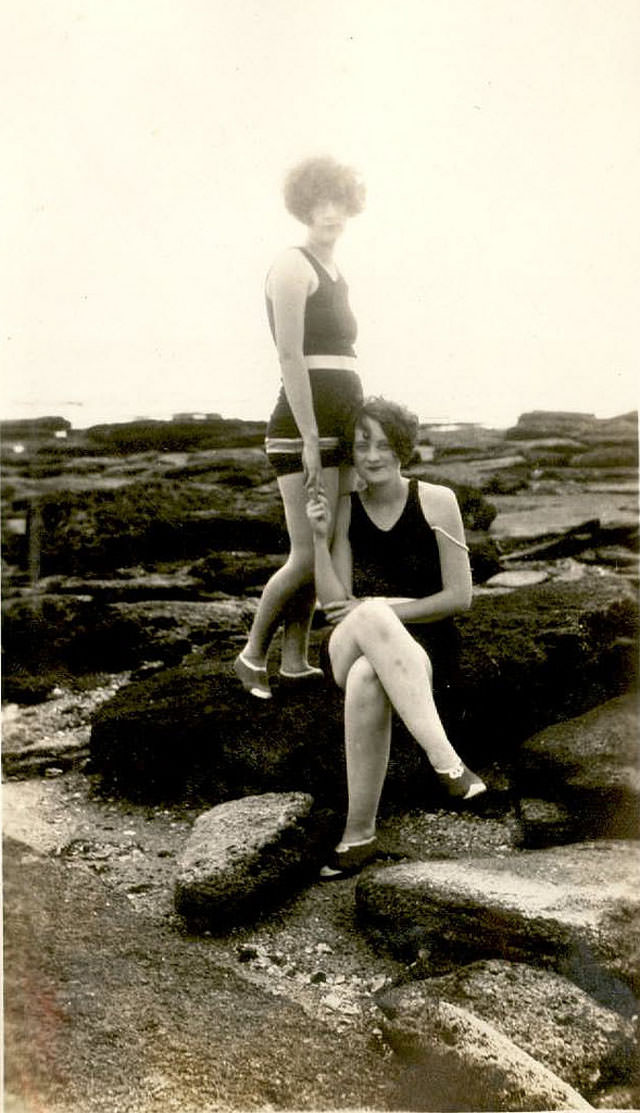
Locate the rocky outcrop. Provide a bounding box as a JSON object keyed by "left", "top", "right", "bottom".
{"left": 88, "top": 570, "right": 637, "bottom": 803}
{"left": 1, "top": 594, "right": 259, "bottom": 700}
{"left": 89, "top": 661, "right": 347, "bottom": 804}
{"left": 85, "top": 416, "right": 267, "bottom": 453}
{"left": 506, "top": 411, "right": 637, "bottom": 446}
{"left": 515, "top": 693, "right": 640, "bottom": 846}
{"left": 376, "top": 959, "right": 637, "bottom": 1100}
{"left": 356, "top": 840, "right": 640, "bottom": 1005}
{"left": 174, "top": 792, "right": 322, "bottom": 929}
{"left": 378, "top": 994, "right": 592, "bottom": 1110}
{"left": 574, "top": 446, "right": 639, "bottom": 468}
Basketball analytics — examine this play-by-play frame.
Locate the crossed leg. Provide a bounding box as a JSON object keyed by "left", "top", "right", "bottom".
{"left": 329, "top": 598, "right": 463, "bottom": 771}
{"left": 325, "top": 600, "right": 486, "bottom": 863}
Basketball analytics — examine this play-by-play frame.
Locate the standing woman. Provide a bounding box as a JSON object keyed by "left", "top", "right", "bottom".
{"left": 234, "top": 156, "right": 366, "bottom": 699}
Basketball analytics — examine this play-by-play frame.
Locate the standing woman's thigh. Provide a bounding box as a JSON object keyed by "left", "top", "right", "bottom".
{"left": 277, "top": 467, "right": 341, "bottom": 554}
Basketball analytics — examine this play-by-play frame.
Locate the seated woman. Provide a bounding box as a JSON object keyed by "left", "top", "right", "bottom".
{"left": 306, "top": 397, "right": 486, "bottom": 879}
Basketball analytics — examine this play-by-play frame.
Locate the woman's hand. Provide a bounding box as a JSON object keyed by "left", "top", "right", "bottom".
{"left": 323, "top": 598, "right": 361, "bottom": 625}
{"left": 302, "top": 439, "right": 323, "bottom": 497}
{"left": 306, "top": 492, "right": 332, "bottom": 539}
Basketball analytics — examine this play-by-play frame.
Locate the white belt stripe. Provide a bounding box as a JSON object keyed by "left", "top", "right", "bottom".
{"left": 265, "top": 436, "right": 341, "bottom": 453}
{"left": 304, "top": 355, "right": 357, "bottom": 371}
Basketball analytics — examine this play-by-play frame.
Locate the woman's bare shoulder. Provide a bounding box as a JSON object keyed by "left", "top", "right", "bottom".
{"left": 417, "top": 480, "right": 462, "bottom": 526}
{"left": 267, "top": 247, "right": 315, "bottom": 292}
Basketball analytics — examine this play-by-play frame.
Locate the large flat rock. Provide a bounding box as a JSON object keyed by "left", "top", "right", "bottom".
{"left": 356, "top": 840, "right": 640, "bottom": 1005}
{"left": 174, "top": 792, "right": 320, "bottom": 929}
{"left": 380, "top": 994, "right": 592, "bottom": 1110}
{"left": 515, "top": 693, "right": 640, "bottom": 846}
{"left": 376, "top": 959, "right": 636, "bottom": 1100}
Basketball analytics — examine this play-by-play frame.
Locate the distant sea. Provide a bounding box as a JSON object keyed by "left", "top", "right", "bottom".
{"left": 2, "top": 399, "right": 519, "bottom": 433}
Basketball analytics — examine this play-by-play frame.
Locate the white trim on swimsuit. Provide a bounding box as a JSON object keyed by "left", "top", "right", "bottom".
{"left": 432, "top": 525, "right": 470, "bottom": 552}
{"left": 304, "top": 355, "right": 358, "bottom": 371}
{"left": 265, "top": 435, "right": 341, "bottom": 455}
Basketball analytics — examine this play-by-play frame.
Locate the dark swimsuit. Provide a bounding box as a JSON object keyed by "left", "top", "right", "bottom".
{"left": 265, "top": 247, "right": 363, "bottom": 476}
{"left": 348, "top": 478, "right": 461, "bottom": 694}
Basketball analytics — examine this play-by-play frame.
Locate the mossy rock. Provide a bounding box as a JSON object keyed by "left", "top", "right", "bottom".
{"left": 89, "top": 570, "right": 637, "bottom": 805}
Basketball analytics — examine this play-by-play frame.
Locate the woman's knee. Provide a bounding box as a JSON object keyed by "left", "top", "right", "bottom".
{"left": 349, "top": 597, "right": 397, "bottom": 640}
{"left": 346, "top": 656, "right": 385, "bottom": 701}
{"left": 280, "top": 547, "right": 315, "bottom": 585}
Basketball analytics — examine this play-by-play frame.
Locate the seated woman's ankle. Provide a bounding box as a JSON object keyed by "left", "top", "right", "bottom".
{"left": 339, "top": 829, "right": 375, "bottom": 850}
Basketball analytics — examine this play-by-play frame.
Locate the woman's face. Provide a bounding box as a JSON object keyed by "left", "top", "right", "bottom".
{"left": 307, "top": 198, "right": 349, "bottom": 244}
{"left": 353, "top": 416, "right": 401, "bottom": 485}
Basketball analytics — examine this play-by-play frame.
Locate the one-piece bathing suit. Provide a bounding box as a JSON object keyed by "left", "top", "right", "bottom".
{"left": 348, "top": 477, "right": 461, "bottom": 695}
{"left": 265, "top": 247, "right": 363, "bottom": 476}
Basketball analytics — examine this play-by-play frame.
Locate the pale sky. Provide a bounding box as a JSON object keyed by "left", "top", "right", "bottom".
{"left": 3, "top": 0, "right": 639, "bottom": 429}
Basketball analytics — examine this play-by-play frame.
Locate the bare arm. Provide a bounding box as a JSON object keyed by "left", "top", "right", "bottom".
{"left": 268, "top": 250, "right": 322, "bottom": 492}
{"left": 390, "top": 483, "right": 472, "bottom": 624}
{"left": 307, "top": 493, "right": 353, "bottom": 606}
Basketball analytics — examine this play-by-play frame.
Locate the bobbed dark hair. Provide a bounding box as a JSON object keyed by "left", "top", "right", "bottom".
{"left": 354, "top": 396, "right": 420, "bottom": 467}
{"left": 283, "top": 156, "right": 366, "bottom": 224}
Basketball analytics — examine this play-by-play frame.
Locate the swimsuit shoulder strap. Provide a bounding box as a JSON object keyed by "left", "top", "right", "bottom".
{"left": 297, "top": 246, "right": 326, "bottom": 281}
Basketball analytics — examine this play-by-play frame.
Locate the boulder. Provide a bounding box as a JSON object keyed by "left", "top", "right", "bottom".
{"left": 90, "top": 660, "right": 347, "bottom": 804}
{"left": 446, "top": 570, "right": 637, "bottom": 752}
{"left": 515, "top": 693, "right": 640, "bottom": 846}
{"left": 507, "top": 412, "right": 600, "bottom": 441}
{"left": 377, "top": 959, "right": 637, "bottom": 1099}
{"left": 379, "top": 995, "right": 592, "bottom": 1110}
{"left": 356, "top": 840, "right": 640, "bottom": 1006}
{"left": 174, "top": 792, "right": 321, "bottom": 929}
{"left": 1, "top": 594, "right": 145, "bottom": 685}
{"left": 89, "top": 570, "right": 637, "bottom": 803}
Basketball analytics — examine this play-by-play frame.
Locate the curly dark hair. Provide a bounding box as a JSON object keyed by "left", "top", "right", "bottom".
{"left": 354, "top": 397, "right": 420, "bottom": 467}
{"left": 283, "top": 156, "right": 366, "bottom": 223}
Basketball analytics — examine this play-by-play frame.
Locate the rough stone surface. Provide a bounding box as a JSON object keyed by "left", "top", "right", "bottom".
{"left": 380, "top": 994, "right": 592, "bottom": 1110}
{"left": 356, "top": 840, "right": 640, "bottom": 1005}
{"left": 174, "top": 792, "right": 322, "bottom": 928}
{"left": 89, "top": 570, "right": 637, "bottom": 804}
{"left": 484, "top": 569, "right": 549, "bottom": 588}
{"left": 377, "top": 959, "right": 637, "bottom": 1099}
{"left": 1, "top": 593, "right": 259, "bottom": 693}
{"left": 515, "top": 693, "right": 640, "bottom": 846}
{"left": 517, "top": 798, "right": 579, "bottom": 848}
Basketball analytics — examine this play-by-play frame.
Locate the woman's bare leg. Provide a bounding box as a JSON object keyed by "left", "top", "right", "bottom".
{"left": 340, "top": 656, "right": 392, "bottom": 845}
{"left": 242, "top": 467, "right": 341, "bottom": 670}
{"left": 329, "top": 599, "right": 461, "bottom": 772}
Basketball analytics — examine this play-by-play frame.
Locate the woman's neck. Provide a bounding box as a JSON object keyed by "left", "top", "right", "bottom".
{"left": 304, "top": 238, "right": 336, "bottom": 267}
{"left": 362, "top": 473, "right": 408, "bottom": 505}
